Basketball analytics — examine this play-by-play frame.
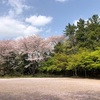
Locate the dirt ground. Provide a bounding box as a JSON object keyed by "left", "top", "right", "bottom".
{"left": 0, "top": 78, "right": 100, "bottom": 100}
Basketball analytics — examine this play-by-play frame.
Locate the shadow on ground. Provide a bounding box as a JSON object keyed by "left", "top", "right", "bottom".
{"left": 0, "top": 92, "right": 60, "bottom": 100}
{"left": 0, "top": 91, "right": 100, "bottom": 100}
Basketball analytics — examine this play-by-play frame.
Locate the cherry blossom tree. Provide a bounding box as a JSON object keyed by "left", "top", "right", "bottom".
{"left": 0, "top": 40, "right": 15, "bottom": 75}
{"left": 0, "top": 35, "right": 65, "bottom": 76}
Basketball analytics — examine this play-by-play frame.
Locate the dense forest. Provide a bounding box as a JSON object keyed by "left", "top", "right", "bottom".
{"left": 0, "top": 15, "right": 100, "bottom": 78}
{"left": 40, "top": 14, "right": 100, "bottom": 78}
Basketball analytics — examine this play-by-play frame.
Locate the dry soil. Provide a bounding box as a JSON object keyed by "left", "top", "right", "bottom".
{"left": 0, "top": 78, "right": 100, "bottom": 100}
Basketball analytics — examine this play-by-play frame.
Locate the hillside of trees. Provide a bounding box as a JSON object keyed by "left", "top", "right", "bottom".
{"left": 0, "top": 15, "right": 100, "bottom": 78}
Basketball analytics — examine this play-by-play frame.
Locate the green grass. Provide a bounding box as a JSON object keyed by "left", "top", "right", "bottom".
{"left": 0, "top": 75, "right": 33, "bottom": 78}
{"left": 33, "top": 73, "right": 64, "bottom": 78}
{"left": 0, "top": 73, "right": 64, "bottom": 78}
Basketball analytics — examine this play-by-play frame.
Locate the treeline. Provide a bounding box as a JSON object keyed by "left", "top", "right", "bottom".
{"left": 39, "top": 15, "right": 100, "bottom": 78}
{"left": 0, "top": 15, "right": 100, "bottom": 78}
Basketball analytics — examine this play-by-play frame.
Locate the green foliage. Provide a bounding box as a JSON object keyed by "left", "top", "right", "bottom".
{"left": 1, "top": 14, "right": 100, "bottom": 78}
{"left": 39, "top": 14, "right": 100, "bottom": 78}
{"left": 39, "top": 53, "right": 68, "bottom": 74}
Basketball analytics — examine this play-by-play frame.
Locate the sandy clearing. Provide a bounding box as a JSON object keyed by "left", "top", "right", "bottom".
{"left": 0, "top": 78, "right": 100, "bottom": 100}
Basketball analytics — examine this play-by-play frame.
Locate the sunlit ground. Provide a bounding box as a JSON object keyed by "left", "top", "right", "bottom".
{"left": 0, "top": 78, "right": 100, "bottom": 100}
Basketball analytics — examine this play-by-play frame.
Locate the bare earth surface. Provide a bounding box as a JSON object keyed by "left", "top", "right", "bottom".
{"left": 0, "top": 78, "right": 100, "bottom": 100}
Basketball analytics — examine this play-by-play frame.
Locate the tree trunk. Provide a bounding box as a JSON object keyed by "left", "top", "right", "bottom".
{"left": 32, "top": 61, "right": 38, "bottom": 76}
{"left": 84, "top": 69, "right": 87, "bottom": 78}
{"left": 75, "top": 68, "right": 77, "bottom": 76}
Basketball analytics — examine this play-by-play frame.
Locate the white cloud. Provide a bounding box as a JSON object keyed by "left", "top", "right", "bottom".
{"left": 0, "top": 16, "right": 41, "bottom": 39}
{"left": 25, "top": 15, "right": 53, "bottom": 27}
{"left": 73, "top": 20, "right": 78, "bottom": 26}
{"left": 8, "top": 0, "right": 30, "bottom": 16}
{"left": 73, "top": 19, "right": 88, "bottom": 26}
{"left": 55, "top": 0, "right": 68, "bottom": 3}
{"left": 24, "top": 26, "right": 42, "bottom": 36}
{"left": 0, "top": 0, "right": 53, "bottom": 39}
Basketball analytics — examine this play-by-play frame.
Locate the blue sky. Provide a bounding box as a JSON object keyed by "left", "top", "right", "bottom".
{"left": 0, "top": 0, "right": 100, "bottom": 40}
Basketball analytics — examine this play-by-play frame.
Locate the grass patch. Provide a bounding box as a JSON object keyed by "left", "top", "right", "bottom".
{"left": 0, "top": 75, "right": 33, "bottom": 78}
{"left": 33, "top": 73, "right": 64, "bottom": 78}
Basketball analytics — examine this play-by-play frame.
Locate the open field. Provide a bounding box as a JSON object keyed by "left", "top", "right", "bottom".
{"left": 0, "top": 78, "right": 100, "bottom": 100}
